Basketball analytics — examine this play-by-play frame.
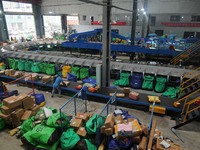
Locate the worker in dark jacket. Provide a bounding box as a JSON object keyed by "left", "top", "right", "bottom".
{"left": 51, "top": 75, "right": 66, "bottom": 97}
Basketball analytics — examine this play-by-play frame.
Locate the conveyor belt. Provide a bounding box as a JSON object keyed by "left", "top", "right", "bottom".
{"left": 0, "top": 74, "right": 181, "bottom": 115}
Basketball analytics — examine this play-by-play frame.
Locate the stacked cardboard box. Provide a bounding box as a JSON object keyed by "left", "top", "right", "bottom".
{"left": 0, "top": 94, "right": 41, "bottom": 128}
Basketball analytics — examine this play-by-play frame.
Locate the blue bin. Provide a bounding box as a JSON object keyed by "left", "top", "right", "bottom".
{"left": 31, "top": 93, "right": 45, "bottom": 105}
{"left": 130, "top": 74, "right": 143, "bottom": 89}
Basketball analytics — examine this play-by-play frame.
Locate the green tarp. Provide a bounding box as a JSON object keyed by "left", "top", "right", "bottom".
{"left": 35, "top": 139, "right": 60, "bottom": 150}
{"left": 142, "top": 75, "right": 154, "bottom": 90}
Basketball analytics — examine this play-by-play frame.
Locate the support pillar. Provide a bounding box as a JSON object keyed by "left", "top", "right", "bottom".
{"left": 61, "top": 15, "right": 67, "bottom": 34}
{"left": 32, "top": 4, "right": 44, "bottom": 39}
{"left": 0, "top": 1, "right": 9, "bottom": 41}
{"left": 131, "top": 0, "right": 137, "bottom": 46}
{"left": 141, "top": 0, "right": 148, "bottom": 37}
{"left": 102, "top": 0, "right": 112, "bottom": 87}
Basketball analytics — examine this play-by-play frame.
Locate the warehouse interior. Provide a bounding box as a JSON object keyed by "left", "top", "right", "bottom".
{"left": 0, "top": 0, "right": 200, "bottom": 150}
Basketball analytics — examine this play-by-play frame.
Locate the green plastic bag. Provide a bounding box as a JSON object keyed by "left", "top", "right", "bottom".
{"left": 20, "top": 116, "right": 35, "bottom": 135}
{"left": 22, "top": 130, "right": 38, "bottom": 146}
{"left": 46, "top": 64, "right": 55, "bottom": 75}
{"left": 113, "top": 73, "right": 130, "bottom": 86}
{"left": 85, "top": 139, "right": 97, "bottom": 150}
{"left": 162, "top": 87, "right": 179, "bottom": 98}
{"left": 31, "top": 62, "right": 41, "bottom": 73}
{"left": 60, "top": 128, "right": 80, "bottom": 150}
{"left": 30, "top": 124, "right": 61, "bottom": 145}
{"left": 46, "top": 112, "right": 70, "bottom": 128}
{"left": 142, "top": 75, "right": 154, "bottom": 90}
{"left": 0, "top": 118, "right": 5, "bottom": 130}
{"left": 0, "top": 65, "right": 6, "bottom": 70}
{"left": 80, "top": 68, "right": 89, "bottom": 79}
{"left": 25, "top": 61, "right": 32, "bottom": 72}
{"left": 35, "top": 139, "right": 60, "bottom": 150}
{"left": 86, "top": 114, "right": 105, "bottom": 135}
{"left": 154, "top": 77, "right": 167, "bottom": 93}
{"left": 17, "top": 60, "right": 25, "bottom": 71}
{"left": 71, "top": 67, "right": 80, "bottom": 79}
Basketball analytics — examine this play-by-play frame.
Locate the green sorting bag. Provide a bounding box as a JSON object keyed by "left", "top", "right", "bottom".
{"left": 25, "top": 61, "right": 32, "bottom": 72}
{"left": 162, "top": 87, "right": 179, "bottom": 98}
{"left": 20, "top": 117, "right": 35, "bottom": 135}
{"left": 31, "top": 62, "right": 41, "bottom": 73}
{"left": 46, "top": 64, "right": 55, "bottom": 75}
{"left": 113, "top": 73, "right": 130, "bottom": 87}
{"left": 0, "top": 118, "right": 5, "bottom": 130}
{"left": 85, "top": 114, "right": 105, "bottom": 135}
{"left": 154, "top": 77, "right": 167, "bottom": 93}
{"left": 71, "top": 67, "right": 80, "bottom": 79}
{"left": 46, "top": 112, "right": 70, "bottom": 128}
{"left": 17, "top": 60, "right": 25, "bottom": 71}
{"left": 60, "top": 128, "right": 80, "bottom": 150}
{"left": 85, "top": 139, "right": 97, "bottom": 150}
{"left": 11, "top": 59, "right": 18, "bottom": 70}
{"left": 80, "top": 68, "right": 89, "bottom": 79}
{"left": 35, "top": 139, "right": 60, "bottom": 150}
{"left": 39, "top": 62, "right": 48, "bottom": 73}
{"left": 22, "top": 130, "right": 38, "bottom": 146}
{"left": 8, "top": 58, "right": 14, "bottom": 69}
{"left": 142, "top": 75, "right": 154, "bottom": 90}
{"left": 30, "top": 124, "right": 62, "bottom": 145}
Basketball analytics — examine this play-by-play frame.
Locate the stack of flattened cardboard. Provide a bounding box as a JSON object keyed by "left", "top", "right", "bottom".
{"left": 0, "top": 93, "right": 41, "bottom": 128}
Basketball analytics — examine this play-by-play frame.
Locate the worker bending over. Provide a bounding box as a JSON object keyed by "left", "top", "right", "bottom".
{"left": 51, "top": 75, "right": 66, "bottom": 97}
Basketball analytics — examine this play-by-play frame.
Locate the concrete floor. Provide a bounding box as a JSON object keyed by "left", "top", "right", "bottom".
{"left": 0, "top": 84, "right": 200, "bottom": 150}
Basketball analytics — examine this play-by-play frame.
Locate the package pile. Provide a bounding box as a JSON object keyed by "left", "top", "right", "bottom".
{"left": 0, "top": 94, "right": 40, "bottom": 128}
{"left": 20, "top": 107, "right": 69, "bottom": 150}
{"left": 99, "top": 109, "right": 182, "bottom": 150}
{"left": 60, "top": 112, "right": 105, "bottom": 150}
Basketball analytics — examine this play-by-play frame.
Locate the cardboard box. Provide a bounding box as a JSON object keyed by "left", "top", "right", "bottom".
{"left": 12, "top": 118, "right": 22, "bottom": 128}
{"left": 104, "top": 113, "right": 115, "bottom": 128}
{"left": 11, "top": 108, "right": 24, "bottom": 119}
{"left": 76, "top": 127, "right": 87, "bottom": 137}
{"left": 129, "top": 91, "right": 139, "bottom": 100}
{"left": 154, "top": 129, "right": 164, "bottom": 139}
{"left": 5, "top": 69, "right": 15, "bottom": 76}
{"left": 138, "top": 136, "right": 147, "bottom": 150}
{"left": 115, "top": 115, "right": 123, "bottom": 124}
{"left": 109, "top": 93, "right": 125, "bottom": 97}
{"left": 141, "top": 124, "right": 148, "bottom": 136}
{"left": 127, "top": 118, "right": 135, "bottom": 123}
{"left": 29, "top": 73, "right": 38, "bottom": 81}
{"left": 132, "top": 119, "right": 142, "bottom": 137}
{"left": 0, "top": 70, "right": 5, "bottom": 75}
{"left": 85, "top": 112, "right": 93, "bottom": 119}
{"left": 70, "top": 118, "right": 83, "bottom": 129}
{"left": 21, "top": 111, "right": 32, "bottom": 121}
{"left": 75, "top": 112, "right": 88, "bottom": 122}
{"left": 12, "top": 71, "right": 24, "bottom": 78}
{"left": 42, "top": 75, "right": 51, "bottom": 83}
{"left": 124, "top": 88, "right": 130, "bottom": 96}
{"left": 1, "top": 105, "right": 15, "bottom": 115}
{"left": 156, "top": 139, "right": 182, "bottom": 150}
{"left": 149, "top": 106, "right": 166, "bottom": 115}
{"left": 105, "top": 128, "right": 113, "bottom": 136}
{"left": 0, "top": 112, "right": 11, "bottom": 120}
{"left": 30, "top": 104, "right": 40, "bottom": 115}
{"left": 132, "top": 136, "right": 141, "bottom": 144}
{"left": 3, "top": 95, "right": 22, "bottom": 109}
{"left": 20, "top": 95, "right": 35, "bottom": 109}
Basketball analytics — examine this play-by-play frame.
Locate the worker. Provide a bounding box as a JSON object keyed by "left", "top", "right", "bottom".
{"left": 51, "top": 75, "right": 66, "bottom": 97}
